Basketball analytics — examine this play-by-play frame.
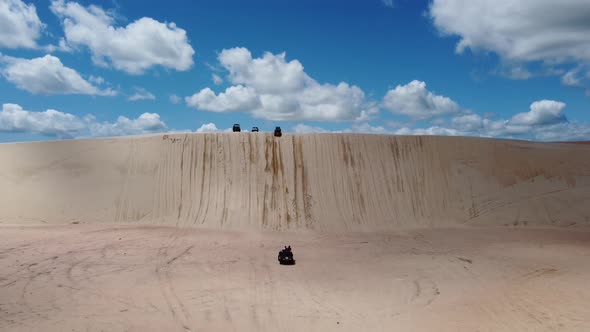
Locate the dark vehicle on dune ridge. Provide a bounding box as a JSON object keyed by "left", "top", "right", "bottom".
{"left": 252, "top": 127, "right": 259, "bottom": 132}
{"left": 274, "top": 126, "right": 282, "bottom": 137}
{"left": 232, "top": 124, "right": 241, "bottom": 132}
{"left": 278, "top": 246, "right": 295, "bottom": 265}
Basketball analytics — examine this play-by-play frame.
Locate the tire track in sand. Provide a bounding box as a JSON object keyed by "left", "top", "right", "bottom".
{"left": 155, "top": 230, "right": 194, "bottom": 331}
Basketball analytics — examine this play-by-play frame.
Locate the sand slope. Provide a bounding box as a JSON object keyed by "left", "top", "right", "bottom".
{"left": 1, "top": 133, "right": 589, "bottom": 230}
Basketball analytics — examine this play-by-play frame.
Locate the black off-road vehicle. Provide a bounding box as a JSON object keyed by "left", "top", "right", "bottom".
{"left": 278, "top": 246, "right": 295, "bottom": 265}
{"left": 232, "top": 124, "right": 241, "bottom": 132}
{"left": 252, "top": 127, "right": 259, "bottom": 132}
{"left": 274, "top": 126, "right": 282, "bottom": 137}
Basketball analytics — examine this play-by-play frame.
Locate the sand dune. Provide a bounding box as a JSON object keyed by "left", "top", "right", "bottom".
{"left": 1, "top": 133, "right": 590, "bottom": 332}
{"left": 0, "top": 133, "right": 589, "bottom": 230}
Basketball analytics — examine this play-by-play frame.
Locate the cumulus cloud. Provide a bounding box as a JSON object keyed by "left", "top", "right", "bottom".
{"left": 295, "top": 122, "right": 462, "bottom": 136}
{"left": 195, "top": 122, "right": 220, "bottom": 133}
{"left": 50, "top": 0, "right": 195, "bottom": 74}
{"left": 0, "top": 103, "right": 85, "bottom": 138}
{"left": 429, "top": 0, "right": 590, "bottom": 66}
{"left": 0, "top": 54, "right": 116, "bottom": 96}
{"left": 187, "top": 47, "right": 376, "bottom": 121}
{"left": 382, "top": 80, "right": 460, "bottom": 120}
{"left": 0, "top": 103, "right": 168, "bottom": 138}
{"left": 510, "top": 100, "right": 567, "bottom": 126}
{"left": 449, "top": 114, "right": 520, "bottom": 137}
{"left": 292, "top": 123, "right": 389, "bottom": 134}
{"left": 192, "top": 122, "right": 235, "bottom": 133}
{"left": 451, "top": 114, "right": 484, "bottom": 132}
{"left": 87, "top": 113, "right": 167, "bottom": 137}
{"left": 434, "top": 99, "right": 577, "bottom": 140}
{"left": 415, "top": 120, "right": 590, "bottom": 141}
{"left": 128, "top": 87, "right": 156, "bottom": 101}
{"left": 344, "top": 123, "right": 389, "bottom": 134}
{"left": 395, "top": 126, "right": 461, "bottom": 136}
{"left": 3, "top": 100, "right": 586, "bottom": 142}
{"left": 293, "top": 123, "right": 331, "bottom": 133}
{"left": 219, "top": 48, "right": 308, "bottom": 94}
{"left": 0, "top": 0, "right": 44, "bottom": 49}
{"left": 186, "top": 85, "right": 260, "bottom": 112}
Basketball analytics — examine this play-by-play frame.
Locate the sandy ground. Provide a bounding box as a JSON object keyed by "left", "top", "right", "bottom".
{"left": 1, "top": 224, "right": 589, "bottom": 332}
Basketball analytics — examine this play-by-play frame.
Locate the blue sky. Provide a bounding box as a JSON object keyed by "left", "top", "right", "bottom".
{"left": 1, "top": 0, "right": 590, "bottom": 142}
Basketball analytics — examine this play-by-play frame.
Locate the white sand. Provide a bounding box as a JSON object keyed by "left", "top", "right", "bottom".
{"left": 0, "top": 133, "right": 589, "bottom": 229}
{"left": 1, "top": 133, "right": 589, "bottom": 331}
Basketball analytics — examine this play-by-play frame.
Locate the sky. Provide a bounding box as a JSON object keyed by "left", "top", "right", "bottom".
{"left": 1, "top": 0, "right": 590, "bottom": 142}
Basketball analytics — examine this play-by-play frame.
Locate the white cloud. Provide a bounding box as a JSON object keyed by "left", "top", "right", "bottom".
{"left": 169, "top": 94, "right": 181, "bottom": 104}
{"left": 496, "top": 65, "right": 533, "bottom": 80}
{"left": 441, "top": 99, "right": 575, "bottom": 140}
{"left": 0, "top": 103, "right": 85, "bottom": 138}
{"left": 430, "top": 0, "right": 590, "bottom": 66}
{"left": 293, "top": 123, "right": 331, "bottom": 133}
{"left": 86, "top": 113, "right": 167, "bottom": 137}
{"left": 385, "top": 120, "right": 590, "bottom": 141}
{"left": 128, "top": 87, "right": 156, "bottom": 101}
{"left": 2, "top": 101, "right": 587, "bottom": 142}
{"left": 88, "top": 75, "right": 105, "bottom": 85}
{"left": 0, "top": 103, "right": 169, "bottom": 138}
{"left": 449, "top": 114, "right": 526, "bottom": 137}
{"left": 212, "top": 74, "right": 222, "bottom": 85}
{"left": 188, "top": 47, "right": 376, "bottom": 121}
{"left": 507, "top": 66, "right": 533, "bottom": 80}
{"left": 298, "top": 123, "right": 390, "bottom": 134}
{"left": 395, "top": 126, "right": 461, "bottom": 136}
{"left": 382, "top": 80, "right": 460, "bottom": 120}
{"left": 50, "top": 0, "right": 195, "bottom": 74}
{"left": 292, "top": 123, "right": 389, "bottom": 134}
{"left": 0, "top": 0, "right": 44, "bottom": 49}
{"left": 561, "top": 68, "right": 583, "bottom": 87}
{"left": 533, "top": 122, "right": 590, "bottom": 141}
{"left": 192, "top": 123, "right": 234, "bottom": 133}
{"left": 195, "top": 122, "right": 219, "bottom": 133}
{"left": 295, "top": 82, "right": 370, "bottom": 122}
{"left": 0, "top": 54, "right": 116, "bottom": 96}
{"left": 452, "top": 114, "right": 484, "bottom": 132}
{"left": 344, "top": 123, "right": 389, "bottom": 134}
{"left": 404, "top": 119, "right": 590, "bottom": 142}
{"left": 509, "top": 100, "right": 567, "bottom": 126}
{"left": 377, "top": 97, "right": 580, "bottom": 141}
{"left": 186, "top": 85, "right": 260, "bottom": 112}
{"left": 219, "top": 48, "right": 309, "bottom": 94}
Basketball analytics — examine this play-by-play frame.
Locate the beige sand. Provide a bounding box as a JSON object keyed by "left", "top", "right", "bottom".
{"left": 1, "top": 133, "right": 590, "bottom": 331}
{"left": 1, "top": 133, "right": 589, "bottom": 229}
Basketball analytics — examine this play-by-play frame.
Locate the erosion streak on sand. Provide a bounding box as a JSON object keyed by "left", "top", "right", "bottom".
{"left": 0, "top": 133, "right": 589, "bottom": 229}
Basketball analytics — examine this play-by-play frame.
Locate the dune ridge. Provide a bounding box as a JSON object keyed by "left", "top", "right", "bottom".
{"left": 0, "top": 133, "right": 589, "bottom": 230}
